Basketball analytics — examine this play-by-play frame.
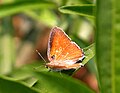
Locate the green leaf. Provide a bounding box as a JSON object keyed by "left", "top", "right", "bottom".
{"left": 82, "top": 43, "right": 95, "bottom": 65}
{"left": 59, "top": 4, "right": 95, "bottom": 17}
{"left": 96, "top": 0, "right": 120, "bottom": 92}
{"left": 0, "top": 76, "right": 39, "bottom": 93}
{"left": 0, "top": 0, "right": 56, "bottom": 18}
{"left": 33, "top": 71, "right": 95, "bottom": 93}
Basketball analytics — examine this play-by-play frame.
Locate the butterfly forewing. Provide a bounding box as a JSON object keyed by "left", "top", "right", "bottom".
{"left": 47, "top": 26, "right": 84, "bottom": 63}
{"left": 47, "top": 26, "right": 71, "bottom": 61}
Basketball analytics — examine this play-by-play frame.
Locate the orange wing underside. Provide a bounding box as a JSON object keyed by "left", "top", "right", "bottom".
{"left": 47, "top": 26, "right": 84, "bottom": 64}
{"left": 46, "top": 62, "right": 82, "bottom": 70}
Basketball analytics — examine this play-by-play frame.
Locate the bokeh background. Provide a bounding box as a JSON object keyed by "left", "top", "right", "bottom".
{"left": 0, "top": 0, "right": 98, "bottom": 93}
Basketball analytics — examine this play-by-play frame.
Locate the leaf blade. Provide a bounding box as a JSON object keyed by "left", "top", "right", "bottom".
{"left": 96, "top": 0, "right": 115, "bottom": 93}
{"left": 59, "top": 4, "right": 95, "bottom": 17}
{"left": 83, "top": 43, "right": 95, "bottom": 65}
{"left": 0, "top": 76, "right": 39, "bottom": 93}
{"left": 33, "top": 71, "right": 95, "bottom": 93}
{"left": 0, "top": 0, "right": 56, "bottom": 18}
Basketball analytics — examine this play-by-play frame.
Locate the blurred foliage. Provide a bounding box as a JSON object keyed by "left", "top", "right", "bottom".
{"left": 96, "top": 0, "right": 120, "bottom": 93}
{"left": 1, "top": 0, "right": 119, "bottom": 93}
{"left": 0, "top": 0, "right": 56, "bottom": 18}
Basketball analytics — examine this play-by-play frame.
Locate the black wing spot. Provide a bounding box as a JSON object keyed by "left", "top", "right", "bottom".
{"left": 51, "top": 55, "right": 55, "bottom": 60}
{"left": 75, "top": 57, "right": 85, "bottom": 63}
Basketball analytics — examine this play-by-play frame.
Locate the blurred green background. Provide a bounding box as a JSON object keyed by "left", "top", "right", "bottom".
{"left": 0, "top": 0, "right": 120, "bottom": 93}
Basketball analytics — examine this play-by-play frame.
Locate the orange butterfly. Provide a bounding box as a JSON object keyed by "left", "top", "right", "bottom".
{"left": 46, "top": 26, "right": 85, "bottom": 71}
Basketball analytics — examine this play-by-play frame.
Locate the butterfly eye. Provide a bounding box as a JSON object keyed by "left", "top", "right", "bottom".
{"left": 51, "top": 55, "right": 55, "bottom": 60}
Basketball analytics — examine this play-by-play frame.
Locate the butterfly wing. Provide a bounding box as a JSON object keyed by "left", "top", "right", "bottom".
{"left": 56, "top": 41, "right": 84, "bottom": 62}
{"left": 47, "top": 26, "right": 84, "bottom": 63}
{"left": 47, "top": 26, "right": 71, "bottom": 61}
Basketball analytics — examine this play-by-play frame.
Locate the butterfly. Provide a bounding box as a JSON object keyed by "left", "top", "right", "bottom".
{"left": 45, "top": 26, "right": 85, "bottom": 71}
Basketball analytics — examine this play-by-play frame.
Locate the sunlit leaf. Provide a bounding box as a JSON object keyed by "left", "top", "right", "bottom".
{"left": 83, "top": 43, "right": 95, "bottom": 65}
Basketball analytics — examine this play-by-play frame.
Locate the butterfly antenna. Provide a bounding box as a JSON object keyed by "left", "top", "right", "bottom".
{"left": 36, "top": 50, "right": 47, "bottom": 63}
{"left": 33, "top": 65, "right": 44, "bottom": 70}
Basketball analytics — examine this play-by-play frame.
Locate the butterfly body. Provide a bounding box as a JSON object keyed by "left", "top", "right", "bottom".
{"left": 46, "top": 26, "right": 85, "bottom": 70}
{"left": 46, "top": 61, "right": 84, "bottom": 70}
